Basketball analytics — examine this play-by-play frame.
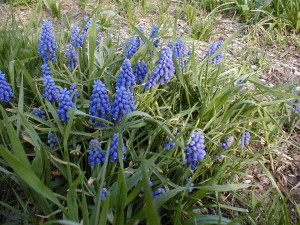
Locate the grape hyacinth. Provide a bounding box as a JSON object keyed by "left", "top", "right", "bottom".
{"left": 109, "top": 133, "right": 127, "bottom": 163}
{"left": 89, "top": 80, "right": 111, "bottom": 127}
{"left": 140, "top": 179, "right": 154, "bottom": 193}
{"left": 0, "top": 70, "right": 14, "bottom": 104}
{"left": 33, "top": 108, "right": 46, "bottom": 119}
{"left": 42, "top": 63, "right": 59, "bottom": 103}
{"left": 48, "top": 132, "right": 58, "bottom": 149}
{"left": 134, "top": 61, "right": 148, "bottom": 84}
{"left": 38, "top": 20, "right": 58, "bottom": 62}
{"left": 239, "top": 132, "right": 251, "bottom": 149}
{"left": 221, "top": 136, "right": 235, "bottom": 150}
{"left": 204, "top": 40, "right": 224, "bottom": 66}
{"left": 65, "top": 44, "right": 78, "bottom": 69}
{"left": 116, "top": 59, "right": 136, "bottom": 91}
{"left": 185, "top": 131, "right": 206, "bottom": 171}
{"left": 174, "top": 38, "right": 184, "bottom": 60}
{"left": 58, "top": 88, "right": 76, "bottom": 124}
{"left": 76, "top": 18, "right": 93, "bottom": 48}
{"left": 111, "top": 87, "right": 136, "bottom": 123}
{"left": 294, "top": 105, "right": 300, "bottom": 113}
{"left": 125, "top": 37, "right": 141, "bottom": 59}
{"left": 145, "top": 47, "right": 175, "bottom": 90}
{"left": 153, "top": 188, "right": 166, "bottom": 199}
{"left": 102, "top": 188, "right": 108, "bottom": 201}
{"left": 163, "top": 130, "right": 179, "bottom": 151}
{"left": 88, "top": 139, "right": 106, "bottom": 167}
{"left": 70, "top": 25, "right": 80, "bottom": 46}
{"left": 185, "top": 177, "right": 195, "bottom": 193}
{"left": 149, "top": 24, "right": 160, "bottom": 48}
{"left": 70, "top": 84, "right": 80, "bottom": 101}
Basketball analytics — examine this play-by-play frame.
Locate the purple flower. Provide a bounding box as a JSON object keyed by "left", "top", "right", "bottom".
{"left": 185, "top": 131, "right": 206, "bottom": 171}
{"left": 33, "top": 108, "right": 46, "bottom": 119}
{"left": 109, "top": 133, "right": 127, "bottom": 163}
{"left": 88, "top": 139, "right": 106, "bottom": 167}
{"left": 0, "top": 70, "right": 14, "bottom": 104}
{"left": 185, "top": 177, "right": 194, "bottom": 193}
{"left": 134, "top": 60, "right": 148, "bottom": 84}
{"left": 116, "top": 59, "right": 136, "bottom": 91}
{"left": 65, "top": 44, "right": 78, "bottom": 70}
{"left": 71, "top": 25, "right": 80, "bottom": 46}
{"left": 38, "top": 20, "right": 58, "bottom": 62}
{"left": 42, "top": 63, "right": 59, "bottom": 103}
{"left": 70, "top": 84, "right": 80, "bottom": 100}
{"left": 149, "top": 24, "right": 160, "bottom": 48}
{"left": 204, "top": 40, "right": 224, "bottom": 66}
{"left": 48, "top": 132, "right": 58, "bottom": 149}
{"left": 125, "top": 37, "right": 141, "bottom": 59}
{"left": 102, "top": 187, "right": 108, "bottom": 201}
{"left": 163, "top": 130, "right": 179, "bottom": 151}
{"left": 76, "top": 18, "right": 93, "bottom": 48}
{"left": 221, "top": 136, "right": 234, "bottom": 150}
{"left": 111, "top": 87, "right": 136, "bottom": 123}
{"left": 153, "top": 188, "right": 166, "bottom": 198}
{"left": 145, "top": 47, "right": 175, "bottom": 90}
{"left": 58, "top": 88, "right": 76, "bottom": 124}
{"left": 238, "top": 132, "right": 251, "bottom": 149}
{"left": 89, "top": 80, "right": 110, "bottom": 127}
{"left": 174, "top": 39, "right": 184, "bottom": 60}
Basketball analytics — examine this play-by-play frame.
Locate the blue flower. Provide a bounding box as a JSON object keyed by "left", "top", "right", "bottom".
{"left": 58, "top": 88, "right": 76, "bottom": 124}
{"left": 38, "top": 20, "right": 58, "bottom": 62}
{"left": 89, "top": 80, "right": 110, "bottom": 127}
{"left": 33, "top": 108, "right": 46, "bottom": 119}
{"left": 140, "top": 179, "right": 154, "bottom": 193}
{"left": 294, "top": 105, "right": 300, "bottom": 113}
{"left": 174, "top": 38, "right": 184, "bottom": 60}
{"left": 116, "top": 59, "right": 136, "bottom": 91}
{"left": 149, "top": 24, "right": 160, "bottom": 48}
{"left": 145, "top": 47, "right": 175, "bottom": 90}
{"left": 153, "top": 188, "right": 166, "bottom": 198}
{"left": 88, "top": 139, "right": 106, "bottom": 167}
{"left": 134, "top": 60, "right": 148, "bottom": 84}
{"left": 185, "top": 177, "right": 194, "bottom": 193}
{"left": 163, "top": 130, "right": 179, "bottom": 151}
{"left": 70, "top": 84, "right": 80, "bottom": 100}
{"left": 221, "top": 136, "right": 234, "bottom": 150}
{"left": 239, "top": 132, "right": 251, "bottom": 149}
{"left": 111, "top": 87, "right": 136, "bottom": 123}
{"left": 109, "top": 133, "right": 127, "bottom": 163}
{"left": 185, "top": 131, "right": 206, "bottom": 171}
{"left": 203, "top": 40, "right": 224, "bottom": 66}
{"left": 48, "top": 132, "right": 58, "bottom": 149}
{"left": 0, "top": 70, "right": 14, "bottom": 104}
{"left": 102, "top": 187, "right": 108, "bottom": 201}
{"left": 76, "top": 18, "right": 93, "bottom": 48}
{"left": 42, "top": 63, "right": 59, "bottom": 103}
{"left": 71, "top": 25, "right": 80, "bottom": 46}
{"left": 125, "top": 37, "right": 141, "bottom": 59}
{"left": 65, "top": 44, "right": 78, "bottom": 70}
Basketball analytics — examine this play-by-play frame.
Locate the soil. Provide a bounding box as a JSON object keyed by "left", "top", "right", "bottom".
{"left": 0, "top": 0, "right": 299, "bottom": 223}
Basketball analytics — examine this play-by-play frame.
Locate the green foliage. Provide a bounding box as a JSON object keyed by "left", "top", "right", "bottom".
{"left": 184, "top": 4, "right": 196, "bottom": 26}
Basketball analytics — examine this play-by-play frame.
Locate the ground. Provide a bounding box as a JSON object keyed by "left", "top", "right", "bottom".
{"left": 0, "top": 0, "right": 299, "bottom": 222}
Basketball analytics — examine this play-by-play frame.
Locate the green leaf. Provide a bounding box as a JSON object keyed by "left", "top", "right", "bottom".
{"left": 184, "top": 215, "right": 233, "bottom": 225}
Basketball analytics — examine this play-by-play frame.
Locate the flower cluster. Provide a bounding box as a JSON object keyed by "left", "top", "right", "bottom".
{"left": 88, "top": 139, "right": 106, "bottom": 167}
{"left": 33, "top": 108, "right": 46, "bottom": 119}
{"left": 153, "top": 188, "right": 166, "bottom": 199}
{"left": 149, "top": 24, "right": 160, "bottom": 48}
{"left": 109, "top": 133, "right": 127, "bottom": 163}
{"left": 174, "top": 38, "right": 184, "bottom": 60}
{"left": 163, "top": 130, "right": 179, "bottom": 151}
{"left": 76, "top": 18, "right": 93, "bottom": 48}
{"left": 65, "top": 44, "right": 78, "bottom": 69}
{"left": 0, "top": 70, "right": 14, "bottom": 104}
{"left": 116, "top": 59, "right": 136, "bottom": 91}
{"left": 185, "top": 177, "right": 195, "bottom": 193}
{"left": 239, "top": 132, "right": 251, "bottom": 149}
{"left": 70, "top": 25, "right": 80, "bottom": 46}
{"left": 134, "top": 61, "right": 148, "bottom": 84}
{"left": 58, "top": 88, "right": 76, "bottom": 124}
{"left": 145, "top": 47, "right": 175, "bottom": 90}
{"left": 111, "top": 87, "right": 136, "bottom": 123}
{"left": 125, "top": 37, "right": 141, "bottom": 59}
{"left": 102, "top": 188, "right": 108, "bottom": 201}
{"left": 185, "top": 131, "right": 206, "bottom": 171}
{"left": 70, "top": 84, "right": 80, "bottom": 100}
{"left": 48, "top": 132, "right": 58, "bottom": 149}
{"left": 204, "top": 40, "right": 224, "bottom": 66}
{"left": 38, "top": 20, "right": 58, "bottom": 62}
{"left": 42, "top": 63, "right": 59, "bottom": 103}
{"left": 89, "top": 80, "right": 111, "bottom": 127}
{"left": 221, "top": 136, "right": 234, "bottom": 150}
